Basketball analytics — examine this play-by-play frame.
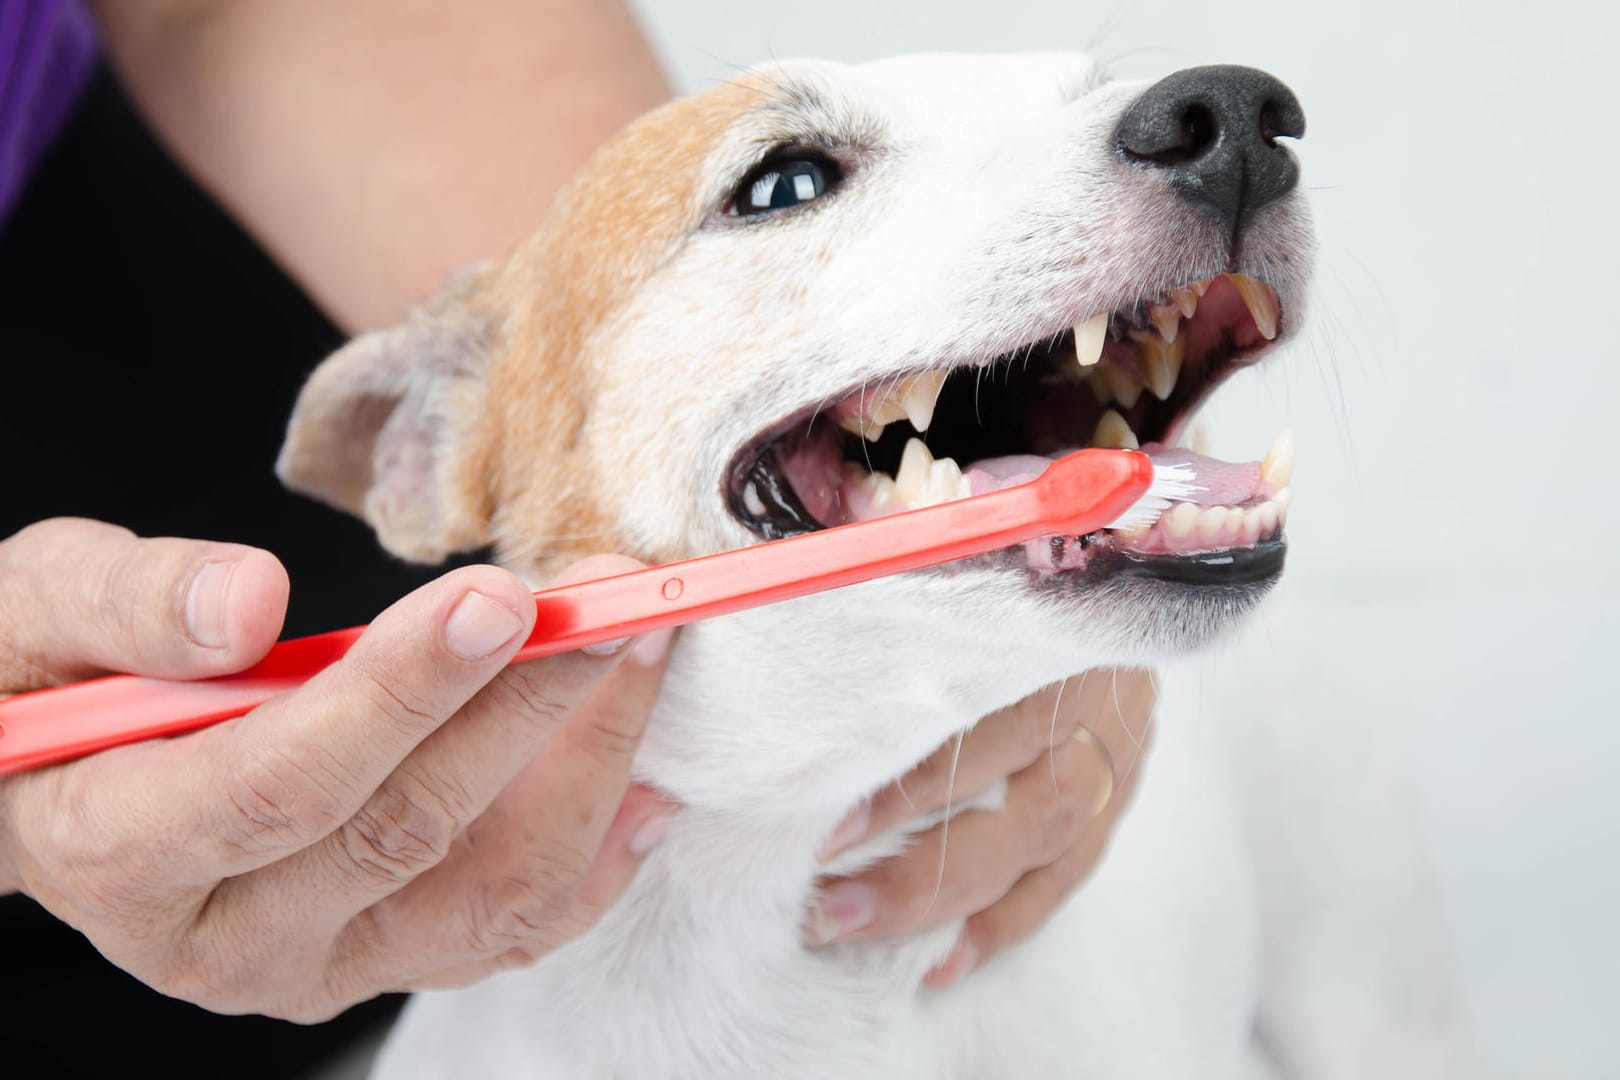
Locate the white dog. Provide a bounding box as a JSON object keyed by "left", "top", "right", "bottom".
{"left": 278, "top": 53, "right": 1460, "bottom": 1079}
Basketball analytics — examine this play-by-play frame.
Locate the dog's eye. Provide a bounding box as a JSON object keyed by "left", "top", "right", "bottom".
{"left": 732, "top": 155, "right": 841, "bottom": 216}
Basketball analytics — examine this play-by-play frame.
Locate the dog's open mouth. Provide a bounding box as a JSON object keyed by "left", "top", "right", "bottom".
{"left": 725, "top": 273, "right": 1295, "bottom": 583}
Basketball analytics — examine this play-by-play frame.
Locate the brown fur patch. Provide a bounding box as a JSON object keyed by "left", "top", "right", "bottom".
{"left": 468, "top": 80, "right": 767, "bottom": 578}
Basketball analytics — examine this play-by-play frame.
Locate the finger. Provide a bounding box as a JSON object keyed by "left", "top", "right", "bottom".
{"left": 1068, "top": 667, "right": 1156, "bottom": 784}
{"left": 823, "top": 679, "right": 1090, "bottom": 861}
{"left": 93, "top": 563, "right": 546, "bottom": 888}
{"left": 0, "top": 518, "right": 288, "bottom": 688}
{"left": 807, "top": 730, "right": 1112, "bottom": 945}
{"left": 923, "top": 820, "right": 1112, "bottom": 991}
{"left": 206, "top": 557, "right": 668, "bottom": 950}
{"left": 396, "top": 783, "right": 678, "bottom": 993}
{"left": 922, "top": 727, "right": 1156, "bottom": 991}
{"left": 324, "top": 641, "right": 675, "bottom": 993}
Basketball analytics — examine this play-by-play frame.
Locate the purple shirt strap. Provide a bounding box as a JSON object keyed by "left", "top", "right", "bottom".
{"left": 0, "top": 0, "right": 98, "bottom": 228}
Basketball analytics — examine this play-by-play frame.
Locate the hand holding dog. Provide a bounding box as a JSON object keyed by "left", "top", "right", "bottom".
{"left": 0, "top": 518, "right": 676, "bottom": 1022}
{"left": 811, "top": 668, "right": 1155, "bottom": 988}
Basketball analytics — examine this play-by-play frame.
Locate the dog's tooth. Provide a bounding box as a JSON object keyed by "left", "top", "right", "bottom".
{"left": 836, "top": 414, "right": 867, "bottom": 437}
{"left": 896, "top": 370, "right": 948, "bottom": 433}
{"left": 861, "top": 470, "right": 901, "bottom": 507}
{"left": 1149, "top": 303, "right": 1181, "bottom": 344}
{"left": 1165, "top": 502, "right": 1201, "bottom": 541}
{"left": 1172, "top": 287, "right": 1200, "bottom": 318}
{"left": 1091, "top": 408, "right": 1139, "bottom": 450}
{"left": 1255, "top": 501, "right": 1280, "bottom": 538}
{"left": 1272, "top": 487, "right": 1292, "bottom": 526}
{"left": 1196, "top": 505, "right": 1230, "bottom": 544}
{"left": 866, "top": 394, "right": 909, "bottom": 427}
{"left": 894, "top": 438, "right": 936, "bottom": 504}
{"left": 922, "top": 456, "right": 969, "bottom": 507}
{"left": 1099, "top": 363, "right": 1144, "bottom": 409}
{"left": 1075, "top": 312, "right": 1109, "bottom": 369}
{"left": 1228, "top": 274, "right": 1280, "bottom": 341}
{"left": 1189, "top": 278, "right": 1211, "bottom": 297}
{"left": 1087, "top": 373, "right": 1114, "bottom": 405}
{"left": 1261, "top": 428, "right": 1295, "bottom": 487}
{"left": 743, "top": 482, "right": 767, "bottom": 517}
{"left": 1136, "top": 333, "right": 1185, "bottom": 401}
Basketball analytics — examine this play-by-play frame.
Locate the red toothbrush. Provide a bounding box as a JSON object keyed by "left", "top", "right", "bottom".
{"left": 0, "top": 449, "right": 1193, "bottom": 776}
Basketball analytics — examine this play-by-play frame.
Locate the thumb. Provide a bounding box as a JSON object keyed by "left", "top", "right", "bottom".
{"left": 0, "top": 518, "right": 289, "bottom": 690}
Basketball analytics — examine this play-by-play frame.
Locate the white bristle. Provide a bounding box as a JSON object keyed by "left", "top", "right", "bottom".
{"left": 1104, "top": 464, "right": 1201, "bottom": 531}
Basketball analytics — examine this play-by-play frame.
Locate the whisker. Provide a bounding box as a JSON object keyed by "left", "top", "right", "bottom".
{"left": 924, "top": 729, "right": 968, "bottom": 919}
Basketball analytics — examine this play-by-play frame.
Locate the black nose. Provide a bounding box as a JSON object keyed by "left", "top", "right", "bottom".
{"left": 1115, "top": 65, "right": 1306, "bottom": 236}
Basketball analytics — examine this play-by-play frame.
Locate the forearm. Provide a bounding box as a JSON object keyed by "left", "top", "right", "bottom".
{"left": 90, "top": 0, "right": 670, "bottom": 332}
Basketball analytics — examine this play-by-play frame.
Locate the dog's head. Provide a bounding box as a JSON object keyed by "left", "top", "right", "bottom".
{"left": 279, "top": 54, "right": 1312, "bottom": 804}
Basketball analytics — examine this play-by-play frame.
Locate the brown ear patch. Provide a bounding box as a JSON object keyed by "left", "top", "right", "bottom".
{"left": 474, "top": 79, "right": 767, "bottom": 578}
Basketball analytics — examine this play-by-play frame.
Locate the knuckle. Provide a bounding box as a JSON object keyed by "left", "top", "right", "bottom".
{"left": 358, "top": 669, "right": 442, "bottom": 735}
{"left": 219, "top": 745, "right": 354, "bottom": 856}
{"left": 336, "top": 777, "right": 462, "bottom": 887}
{"left": 1035, "top": 781, "right": 1088, "bottom": 857}
{"left": 487, "top": 666, "right": 574, "bottom": 729}
{"left": 465, "top": 845, "right": 593, "bottom": 951}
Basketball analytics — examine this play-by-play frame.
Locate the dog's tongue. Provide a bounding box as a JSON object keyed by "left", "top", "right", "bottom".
{"left": 964, "top": 445, "right": 1262, "bottom": 508}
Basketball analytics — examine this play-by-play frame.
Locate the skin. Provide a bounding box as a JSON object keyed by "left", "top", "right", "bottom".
{"left": 0, "top": 0, "right": 1157, "bottom": 1019}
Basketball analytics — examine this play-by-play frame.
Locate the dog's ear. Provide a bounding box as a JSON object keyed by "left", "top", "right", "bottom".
{"left": 277, "top": 267, "right": 498, "bottom": 564}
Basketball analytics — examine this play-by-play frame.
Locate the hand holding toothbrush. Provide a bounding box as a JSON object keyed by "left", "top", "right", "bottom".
{"left": 0, "top": 519, "right": 677, "bottom": 1020}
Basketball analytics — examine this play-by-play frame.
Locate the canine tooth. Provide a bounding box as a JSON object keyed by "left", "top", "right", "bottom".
{"left": 1261, "top": 428, "right": 1295, "bottom": 487}
{"left": 1099, "top": 363, "right": 1144, "bottom": 409}
{"left": 1149, "top": 303, "right": 1181, "bottom": 344}
{"left": 1136, "top": 333, "right": 1185, "bottom": 401}
{"left": 1091, "top": 408, "right": 1139, "bottom": 450}
{"left": 1189, "top": 423, "right": 1211, "bottom": 455}
{"left": 896, "top": 370, "right": 948, "bottom": 433}
{"left": 1075, "top": 312, "right": 1109, "bottom": 368}
{"left": 1165, "top": 502, "right": 1201, "bottom": 541}
{"left": 894, "top": 438, "right": 936, "bottom": 504}
{"left": 1172, "top": 287, "right": 1199, "bottom": 318}
{"left": 1228, "top": 275, "right": 1280, "bottom": 341}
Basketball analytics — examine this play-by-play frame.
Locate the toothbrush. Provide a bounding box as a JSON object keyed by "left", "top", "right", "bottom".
{"left": 0, "top": 449, "right": 1193, "bottom": 777}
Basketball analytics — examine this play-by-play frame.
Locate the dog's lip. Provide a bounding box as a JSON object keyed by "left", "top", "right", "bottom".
{"left": 722, "top": 272, "right": 1292, "bottom": 578}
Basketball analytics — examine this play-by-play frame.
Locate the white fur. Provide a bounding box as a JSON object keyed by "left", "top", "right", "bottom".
{"left": 292, "top": 53, "right": 1461, "bottom": 1080}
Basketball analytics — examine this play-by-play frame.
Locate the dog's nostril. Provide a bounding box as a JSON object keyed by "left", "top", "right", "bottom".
{"left": 1115, "top": 65, "right": 1306, "bottom": 238}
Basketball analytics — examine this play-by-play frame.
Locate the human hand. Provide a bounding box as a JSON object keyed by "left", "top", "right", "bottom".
{"left": 0, "top": 518, "right": 676, "bottom": 1021}
{"left": 806, "top": 668, "right": 1156, "bottom": 988}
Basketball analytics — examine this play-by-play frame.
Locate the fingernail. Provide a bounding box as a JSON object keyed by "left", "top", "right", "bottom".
{"left": 629, "top": 628, "right": 674, "bottom": 667}
{"left": 581, "top": 636, "right": 631, "bottom": 656}
{"left": 184, "top": 559, "right": 238, "bottom": 649}
{"left": 817, "top": 801, "right": 871, "bottom": 863}
{"left": 628, "top": 810, "right": 676, "bottom": 856}
{"left": 445, "top": 591, "right": 525, "bottom": 660}
{"left": 924, "top": 937, "right": 979, "bottom": 990}
{"left": 807, "top": 881, "right": 878, "bottom": 945}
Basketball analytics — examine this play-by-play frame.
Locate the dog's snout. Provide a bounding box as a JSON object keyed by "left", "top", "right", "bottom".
{"left": 1115, "top": 65, "right": 1305, "bottom": 237}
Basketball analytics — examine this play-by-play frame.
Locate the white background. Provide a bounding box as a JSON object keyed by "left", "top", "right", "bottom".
{"left": 627, "top": 3, "right": 1618, "bottom": 1077}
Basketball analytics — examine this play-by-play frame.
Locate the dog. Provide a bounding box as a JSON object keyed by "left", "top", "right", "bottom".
{"left": 278, "top": 53, "right": 1460, "bottom": 1079}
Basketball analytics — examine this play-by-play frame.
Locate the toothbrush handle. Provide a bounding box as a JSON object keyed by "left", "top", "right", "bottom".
{"left": 0, "top": 449, "right": 1148, "bottom": 777}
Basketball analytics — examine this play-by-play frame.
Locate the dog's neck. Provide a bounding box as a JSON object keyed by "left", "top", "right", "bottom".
{"left": 489, "top": 581, "right": 1090, "bottom": 1072}
{"left": 632, "top": 574, "right": 1096, "bottom": 810}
